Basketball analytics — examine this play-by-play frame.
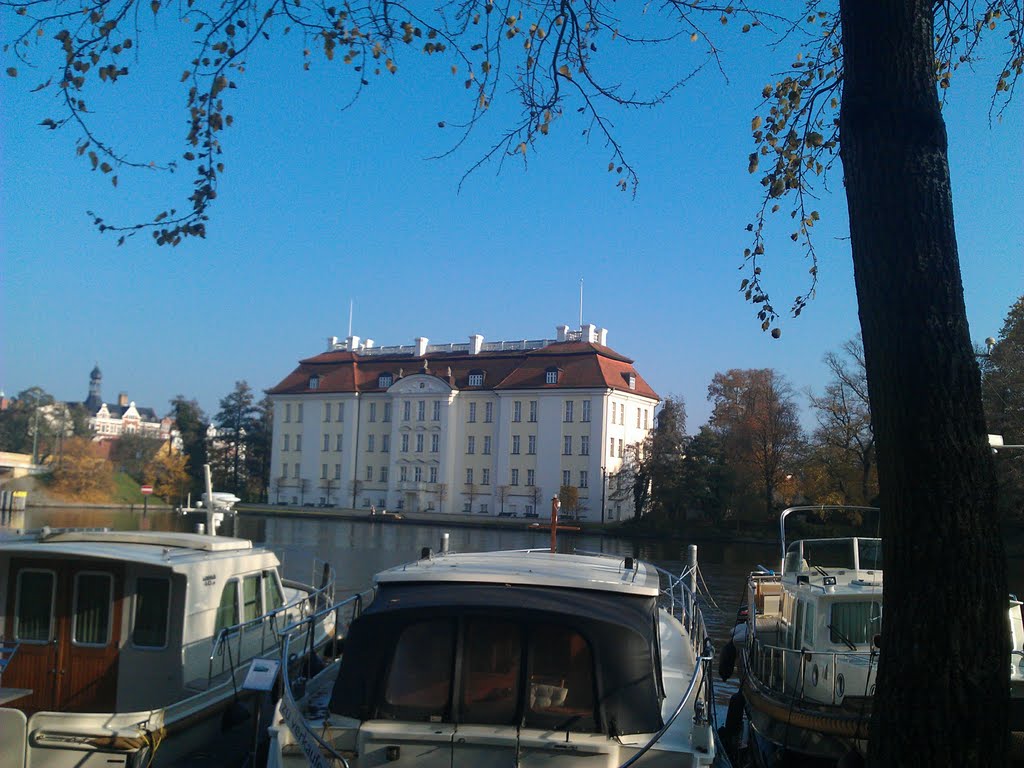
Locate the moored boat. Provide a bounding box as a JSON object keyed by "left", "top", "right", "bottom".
{"left": 267, "top": 541, "right": 724, "bottom": 767}
{"left": 0, "top": 527, "right": 336, "bottom": 768}
{"left": 719, "top": 505, "right": 1024, "bottom": 767}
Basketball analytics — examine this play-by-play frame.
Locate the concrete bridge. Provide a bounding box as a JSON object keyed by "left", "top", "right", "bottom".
{"left": 0, "top": 452, "right": 47, "bottom": 480}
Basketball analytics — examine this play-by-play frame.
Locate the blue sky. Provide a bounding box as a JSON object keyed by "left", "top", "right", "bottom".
{"left": 2, "top": 7, "right": 1021, "bottom": 430}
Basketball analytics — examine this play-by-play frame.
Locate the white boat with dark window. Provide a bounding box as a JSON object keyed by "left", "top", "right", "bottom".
{"left": 267, "top": 541, "right": 724, "bottom": 768}
{"left": 0, "top": 527, "right": 336, "bottom": 768}
{"left": 718, "top": 505, "right": 1024, "bottom": 767}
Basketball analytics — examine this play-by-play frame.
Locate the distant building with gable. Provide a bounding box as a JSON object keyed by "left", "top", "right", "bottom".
{"left": 78, "top": 365, "right": 175, "bottom": 442}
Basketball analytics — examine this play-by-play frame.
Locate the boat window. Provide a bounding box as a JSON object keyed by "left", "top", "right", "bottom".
{"left": 830, "top": 601, "right": 882, "bottom": 645}
{"left": 14, "top": 569, "right": 55, "bottom": 643}
{"left": 243, "top": 574, "right": 263, "bottom": 622}
{"left": 459, "top": 619, "right": 520, "bottom": 724}
{"left": 858, "top": 539, "right": 883, "bottom": 570}
{"left": 803, "top": 539, "right": 856, "bottom": 570}
{"left": 133, "top": 577, "right": 171, "bottom": 648}
{"left": 73, "top": 572, "right": 113, "bottom": 646}
{"left": 383, "top": 619, "right": 455, "bottom": 721}
{"left": 525, "top": 624, "right": 596, "bottom": 733}
{"left": 793, "top": 599, "right": 805, "bottom": 650}
{"left": 216, "top": 580, "right": 239, "bottom": 633}
{"left": 263, "top": 570, "right": 285, "bottom": 610}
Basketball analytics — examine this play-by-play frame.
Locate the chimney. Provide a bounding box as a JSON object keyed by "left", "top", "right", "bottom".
{"left": 346, "top": 335, "right": 360, "bottom": 352}
{"left": 327, "top": 336, "right": 338, "bottom": 350}
{"left": 583, "top": 323, "right": 597, "bottom": 343}
{"left": 556, "top": 324, "right": 570, "bottom": 342}
{"left": 470, "top": 334, "right": 484, "bottom": 355}
{"left": 598, "top": 328, "right": 608, "bottom": 346}
{"left": 415, "top": 337, "right": 429, "bottom": 356}
{"left": 118, "top": 392, "right": 129, "bottom": 407}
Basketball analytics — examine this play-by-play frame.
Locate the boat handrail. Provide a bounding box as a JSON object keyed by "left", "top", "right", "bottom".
{"left": 778, "top": 505, "right": 880, "bottom": 560}
{"left": 747, "top": 636, "right": 879, "bottom": 706}
{"left": 276, "top": 589, "right": 377, "bottom": 768}
{"left": 206, "top": 562, "right": 337, "bottom": 687}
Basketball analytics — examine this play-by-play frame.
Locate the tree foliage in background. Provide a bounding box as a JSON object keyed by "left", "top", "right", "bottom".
{"left": 677, "top": 426, "right": 734, "bottom": 525}
{"left": 50, "top": 436, "right": 114, "bottom": 500}
{"left": 244, "top": 395, "right": 273, "bottom": 502}
{"left": 983, "top": 296, "right": 1024, "bottom": 519}
{"left": 109, "top": 432, "right": 165, "bottom": 482}
{"left": 212, "top": 380, "right": 258, "bottom": 496}
{"left": 807, "top": 335, "right": 877, "bottom": 505}
{"left": 636, "top": 396, "right": 687, "bottom": 528}
{"left": 0, "top": 387, "right": 55, "bottom": 457}
{"left": 144, "top": 440, "right": 188, "bottom": 501}
{"left": 557, "top": 484, "right": 579, "bottom": 518}
{"left": 708, "top": 368, "right": 802, "bottom": 520}
{"left": 170, "top": 394, "right": 208, "bottom": 498}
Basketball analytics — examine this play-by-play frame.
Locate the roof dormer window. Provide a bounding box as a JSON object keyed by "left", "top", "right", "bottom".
{"left": 545, "top": 367, "right": 560, "bottom": 385}
{"left": 308, "top": 375, "right": 320, "bottom": 390}
{"left": 378, "top": 373, "right": 394, "bottom": 389}
{"left": 468, "top": 371, "right": 485, "bottom": 387}
{"left": 628, "top": 374, "right": 636, "bottom": 390}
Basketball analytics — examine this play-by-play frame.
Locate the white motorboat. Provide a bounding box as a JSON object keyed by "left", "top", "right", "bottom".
{"left": 718, "top": 505, "right": 1024, "bottom": 767}
{"left": 0, "top": 527, "right": 336, "bottom": 768}
{"left": 267, "top": 541, "right": 723, "bottom": 768}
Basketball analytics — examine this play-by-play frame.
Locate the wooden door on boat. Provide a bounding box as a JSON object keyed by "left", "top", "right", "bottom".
{"left": 3, "top": 558, "right": 123, "bottom": 714}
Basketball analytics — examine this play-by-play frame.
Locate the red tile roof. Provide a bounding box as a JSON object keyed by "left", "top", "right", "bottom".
{"left": 267, "top": 341, "right": 659, "bottom": 400}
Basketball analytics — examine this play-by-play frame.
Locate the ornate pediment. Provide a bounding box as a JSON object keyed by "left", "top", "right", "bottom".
{"left": 388, "top": 374, "right": 454, "bottom": 395}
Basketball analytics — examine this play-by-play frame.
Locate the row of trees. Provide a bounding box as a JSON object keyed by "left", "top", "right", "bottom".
{"left": 629, "top": 296, "right": 1023, "bottom": 528}
{"left": 0, "top": 381, "right": 274, "bottom": 504}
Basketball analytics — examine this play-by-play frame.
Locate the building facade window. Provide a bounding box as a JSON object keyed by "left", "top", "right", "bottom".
{"left": 644, "top": 409, "right": 649, "bottom": 429}
{"left": 609, "top": 437, "right": 615, "bottom": 457}
{"left": 380, "top": 466, "right": 388, "bottom": 482}
{"left": 582, "top": 400, "right": 590, "bottom": 422}
{"left": 466, "top": 468, "right": 474, "bottom": 485}
{"left": 562, "top": 470, "right": 570, "bottom": 486}
{"left": 285, "top": 403, "right": 291, "bottom": 423}
{"left": 545, "top": 368, "right": 559, "bottom": 385}
{"left": 309, "top": 376, "right": 319, "bottom": 390}
{"left": 414, "top": 467, "right": 423, "bottom": 482}
{"left": 527, "top": 469, "right": 535, "bottom": 486}
{"left": 336, "top": 434, "right": 343, "bottom": 451}
{"left": 483, "top": 436, "right": 491, "bottom": 455}
{"left": 619, "top": 403, "right": 624, "bottom": 423}
{"left": 400, "top": 466, "right": 408, "bottom": 482}
{"left": 418, "top": 400, "right": 426, "bottom": 421}
{"left": 384, "top": 402, "right": 391, "bottom": 422}
{"left": 295, "top": 435, "right": 302, "bottom": 452}
{"left": 379, "top": 374, "right": 393, "bottom": 388}
{"left": 513, "top": 401, "right": 522, "bottom": 422}
{"left": 481, "top": 468, "right": 490, "bottom": 485}
{"left": 429, "top": 466, "right": 438, "bottom": 483}
{"left": 293, "top": 463, "right": 300, "bottom": 478}
{"left": 401, "top": 434, "right": 409, "bottom": 453}
{"left": 628, "top": 374, "right": 636, "bottom": 390}
{"left": 528, "top": 435, "right": 536, "bottom": 455}
{"left": 382, "top": 434, "right": 390, "bottom": 452}
{"left": 580, "top": 435, "right": 590, "bottom": 456}
{"left": 432, "top": 401, "right": 440, "bottom": 421}
{"left": 529, "top": 400, "right": 538, "bottom": 422}
{"left": 511, "top": 469, "right": 519, "bottom": 486}
{"left": 403, "top": 401, "right": 411, "bottom": 421}
{"left": 563, "top": 435, "right": 572, "bottom": 455}
{"left": 366, "top": 465, "right": 373, "bottom": 481}
{"left": 468, "top": 403, "right": 477, "bottom": 423}
{"left": 321, "top": 464, "right": 328, "bottom": 479}
{"left": 367, "top": 434, "right": 375, "bottom": 452}
{"left": 337, "top": 403, "right": 344, "bottom": 422}
{"left": 431, "top": 434, "right": 440, "bottom": 453}
{"left": 283, "top": 434, "right": 290, "bottom": 451}
{"left": 296, "top": 404, "right": 303, "bottom": 422}
{"left": 618, "top": 439, "right": 624, "bottom": 458}
{"left": 334, "top": 464, "right": 341, "bottom": 479}
{"left": 468, "top": 373, "right": 484, "bottom": 387}
{"left": 467, "top": 436, "right": 476, "bottom": 454}
{"left": 323, "top": 434, "right": 330, "bottom": 451}
{"left": 369, "top": 402, "right": 377, "bottom": 422}
{"left": 324, "top": 402, "right": 332, "bottom": 422}
{"left": 637, "top": 408, "right": 642, "bottom": 428}
{"left": 564, "top": 401, "right": 574, "bottom": 422}
{"left": 512, "top": 435, "right": 521, "bottom": 455}
{"left": 580, "top": 471, "right": 588, "bottom": 488}
{"left": 484, "top": 402, "right": 493, "bottom": 422}
{"left": 416, "top": 434, "right": 424, "bottom": 453}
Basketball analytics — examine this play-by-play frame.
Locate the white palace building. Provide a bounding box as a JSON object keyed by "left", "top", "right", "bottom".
{"left": 267, "top": 324, "right": 659, "bottom": 521}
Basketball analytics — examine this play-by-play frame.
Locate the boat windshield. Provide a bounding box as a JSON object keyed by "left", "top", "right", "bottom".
{"left": 785, "top": 537, "right": 883, "bottom": 573}
{"left": 830, "top": 601, "right": 882, "bottom": 645}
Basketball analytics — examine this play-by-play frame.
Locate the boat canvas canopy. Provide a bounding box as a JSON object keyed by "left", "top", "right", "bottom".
{"left": 329, "top": 582, "right": 663, "bottom": 735}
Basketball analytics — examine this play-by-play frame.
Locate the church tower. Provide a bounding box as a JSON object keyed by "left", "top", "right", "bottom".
{"left": 85, "top": 364, "right": 103, "bottom": 412}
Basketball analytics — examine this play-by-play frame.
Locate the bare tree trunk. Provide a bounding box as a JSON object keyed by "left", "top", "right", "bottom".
{"left": 839, "top": 1, "right": 1007, "bottom": 765}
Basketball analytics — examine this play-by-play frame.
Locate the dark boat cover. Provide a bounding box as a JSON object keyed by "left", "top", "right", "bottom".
{"left": 328, "top": 581, "right": 664, "bottom": 735}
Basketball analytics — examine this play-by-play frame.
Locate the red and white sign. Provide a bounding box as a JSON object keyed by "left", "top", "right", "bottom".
{"left": 140, "top": 485, "right": 153, "bottom": 495}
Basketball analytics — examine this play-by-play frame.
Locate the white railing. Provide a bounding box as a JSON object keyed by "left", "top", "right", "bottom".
{"left": 747, "top": 637, "right": 878, "bottom": 705}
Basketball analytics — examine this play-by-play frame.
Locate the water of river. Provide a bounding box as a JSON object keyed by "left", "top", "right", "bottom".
{"left": 6, "top": 505, "right": 1024, "bottom": 711}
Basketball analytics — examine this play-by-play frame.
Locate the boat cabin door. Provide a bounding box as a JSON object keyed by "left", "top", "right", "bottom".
{"left": 3, "top": 558, "right": 124, "bottom": 714}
